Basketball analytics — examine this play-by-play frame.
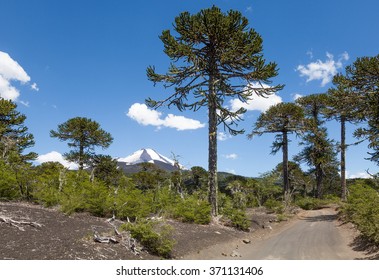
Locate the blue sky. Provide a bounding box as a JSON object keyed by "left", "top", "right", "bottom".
{"left": 1, "top": 0, "right": 378, "bottom": 178}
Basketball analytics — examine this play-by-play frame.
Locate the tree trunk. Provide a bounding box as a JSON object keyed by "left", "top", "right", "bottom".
{"left": 79, "top": 145, "right": 84, "bottom": 170}
{"left": 340, "top": 116, "right": 347, "bottom": 201}
{"left": 316, "top": 164, "right": 323, "bottom": 198}
{"left": 208, "top": 76, "right": 218, "bottom": 217}
{"left": 282, "top": 130, "right": 289, "bottom": 195}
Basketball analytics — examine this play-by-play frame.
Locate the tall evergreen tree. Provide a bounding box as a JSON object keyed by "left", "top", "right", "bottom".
{"left": 146, "top": 6, "right": 283, "bottom": 216}
{"left": 296, "top": 94, "right": 338, "bottom": 198}
{"left": 343, "top": 55, "right": 379, "bottom": 164}
{"left": 50, "top": 117, "right": 113, "bottom": 170}
{"left": 0, "top": 98, "right": 36, "bottom": 163}
{"left": 0, "top": 98, "right": 37, "bottom": 199}
{"left": 325, "top": 74, "right": 360, "bottom": 200}
{"left": 248, "top": 102, "right": 305, "bottom": 195}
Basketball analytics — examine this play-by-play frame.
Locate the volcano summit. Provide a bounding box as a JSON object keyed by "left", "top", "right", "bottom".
{"left": 117, "top": 148, "right": 182, "bottom": 173}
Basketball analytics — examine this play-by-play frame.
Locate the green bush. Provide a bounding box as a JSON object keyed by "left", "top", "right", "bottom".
{"left": 343, "top": 184, "right": 379, "bottom": 244}
{"left": 115, "top": 186, "right": 153, "bottom": 221}
{"left": 173, "top": 196, "right": 211, "bottom": 224}
{"left": 81, "top": 181, "right": 110, "bottom": 216}
{"left": 219, "top": 194, "right": 250, "bottom": 231}
{"left": 0, "top": 162, "right": 19, "bottom": 200}
{"left": 228, "top": 209, "right": 250, "bottom": 231}
{"left": 264, "top": 198, "right": 285, "bottom": 214}
{"left": 59, "top": 172, "right": 111, "bottom": 216}
{"left": 151, "top": 186, "right": 179, "bottom": 216}
{"left": 32, "top": 184, "right": 60, "bottom": 207}
{"left": 295, "top": 197, "right": 325, "bottom": 210}
{"left": 323, "top": 194, "right": 340, "bottom": 204}
{"left": 125, "top": 220, "right": 176, "bottom": 258}
{"left": 32, "top": 162, "right": 64, "bottom": 206}
{"left": 295, "top": 194, "right": 341, "bottom": 211}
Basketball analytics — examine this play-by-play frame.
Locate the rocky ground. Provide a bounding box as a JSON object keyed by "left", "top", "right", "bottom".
{"left": 0, "top": 201, "right": 376, "bottom": 260}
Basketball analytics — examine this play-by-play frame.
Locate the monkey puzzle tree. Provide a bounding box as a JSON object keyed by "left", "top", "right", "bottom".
{"left": 50, "top": 117, "right": 113, "bottom": 170}
{"left": 296, "top": 94, "right": 338, "bottom": 198}
{"left": 0, "top": 98, "right": 36, "bottom": 163}
{"left": 0, "top": 98, "right": 37, "bottom": 199}
{"left": 248, "top": 102, "right": 305, "bottom": 196}
{"left": 325, "top": 74, "right": 361, "bottom": 200}
{"left": 343, "top": 55, "right": 379, "bottom": 165}
{"left": 146, "top": 6, "right": 283, "bottom": 216}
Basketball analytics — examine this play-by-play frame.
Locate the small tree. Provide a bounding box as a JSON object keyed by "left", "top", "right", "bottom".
{"left": 90, "top": 155, "right": 123, "bottom": 187}
{"left": 50, "top": 117, "right": 113, "bottom": 170}
{"left": 146, "top": 6, "right": 283, "bottom": 216}
{"left": 248, "top": 102, "right": 305, "bottom": 196}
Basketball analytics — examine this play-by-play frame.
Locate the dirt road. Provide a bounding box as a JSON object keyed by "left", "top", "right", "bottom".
{"left": 185, "top": 208, "right": 367, "bottom": 260}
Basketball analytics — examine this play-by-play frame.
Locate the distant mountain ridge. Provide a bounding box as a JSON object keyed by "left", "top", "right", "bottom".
{"left": 117, "top": 148, "right": 182, "bottom": 173}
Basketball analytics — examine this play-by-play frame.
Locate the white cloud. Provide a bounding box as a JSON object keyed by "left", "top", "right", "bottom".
{"left": 163, "top": 114, "right": 205, "bottom": 131}
{"left": 127, "top": 103, "right": 163, "bottom": 126}
{"left": 0, "top": 51, "right": 30, "bottom": 81}
{"left": 218, "top": 132, "right": 232, "bottom": 141}
{"left": 0, "top": 51, "right": 37, "bottom": 103}
{"left": 293, "top": 93, "right": 303, "bottom": 100}
{"left": 31, "top": 83, "right": 39, "bottom": 91}
{"left": 19, "top": 100, "right": 30, "bottom": 107}
{"left": 0, "top": 76, "right": 20, "bottom": 100}
{"left": 306, "top": 50, "right": 314, "bottom": 59}
{"left": 340, "top": 51, "right": 350, "bottom": 61}
{"left": 347, "top": 171, "right": 372, "bottom": 179}
{"left": 229, "top": 82, "right": 282, "bottom": 113}
{"left": 296, "top": 52, "right": 349, "bottom": 87}
{"left": 36, "top": 151, "right": 78, "bottom": 170}
{"left": 0, "top": 51, "right": 32, "bottom": 101}
{"left": 127, "top": 103, "right": 205, "bottom": 131}
{"left": 224, "top": 153, "right": 238, "bottom": 160}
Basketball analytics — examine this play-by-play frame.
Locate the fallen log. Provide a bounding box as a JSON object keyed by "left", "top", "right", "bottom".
{"left": 0, "top": 216, "right": 43, "bottom": 231}
{"left": 92, "top": 227, "right": 119, "bottom": 244}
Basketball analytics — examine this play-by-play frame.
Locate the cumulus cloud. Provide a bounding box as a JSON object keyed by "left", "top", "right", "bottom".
{"left": 127, "top": 103, "right": 205, "bottom": 131}
{"left": 229, "top": 82, "right": 282, "bottom": 113}
{"left": 127, "top": 103, "right": 163, "bottom": 126}
{"left": 0, "top": 51, "right": 34, "bottom": 101}
{"left": 36, "top": 151, "right": 78, "bottom": 170}
{"left": 297, "top": 52, "right": 349, "bottom": 87}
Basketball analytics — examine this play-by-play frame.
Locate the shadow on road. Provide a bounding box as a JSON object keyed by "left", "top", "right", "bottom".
{"left": 350, "top": 235, "right": 379, "bottom": 260}
{"left": 300, "top": 214, "right": 337, "bottom": 222}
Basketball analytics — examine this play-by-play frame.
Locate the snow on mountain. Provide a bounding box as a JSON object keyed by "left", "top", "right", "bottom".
{"left": 117, "top": 148, "right": 183, "bottom": 173}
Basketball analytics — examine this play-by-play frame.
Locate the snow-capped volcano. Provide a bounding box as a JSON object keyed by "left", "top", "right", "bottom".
{"left": 117, "top": 148, "right": 183, "bottom": 173}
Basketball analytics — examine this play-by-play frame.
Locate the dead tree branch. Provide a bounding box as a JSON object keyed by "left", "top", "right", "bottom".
{"left": 0, "top": 216, "right": 43, "bottom": 231}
